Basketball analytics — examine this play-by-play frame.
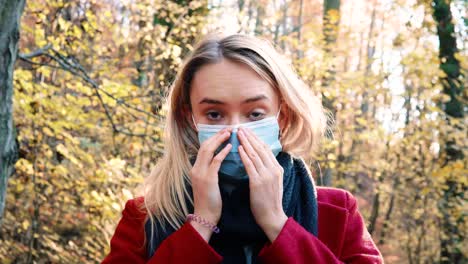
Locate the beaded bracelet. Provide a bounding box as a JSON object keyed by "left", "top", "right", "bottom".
{"left": 186, "top": 214, "right": 220, "bottom": 234}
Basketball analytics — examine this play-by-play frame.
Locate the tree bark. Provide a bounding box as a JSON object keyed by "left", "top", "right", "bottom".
{"left": 322, "top": 0, "right": 340, "bottom": 110}
{"left": 0, "top": 0, "right": 25, "bottom": 226}
{"left": 367, "top": 190, "right": 379, "bottom": 235}
{"left": 254, "top": 4, "right": 265, "bottom": 36}
{"left": 296, "top": 0, "right": 304, "bottom": 59}
{"left": 320, "top": 0, "right": 340, "bottom": 186}
{"left": 322, "top": 0, "right": 340, "bottom": 83}
{"left": 280, "top": 0, "right": 289, "bottom": 50}
{"left": 431, "top": 1, "right": 465, "bottom": 263}
{"left": 361, "top": 1, "right": 377, "bottom": 116}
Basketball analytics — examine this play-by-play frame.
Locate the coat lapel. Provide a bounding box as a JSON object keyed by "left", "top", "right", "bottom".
{"left": 317, "top": 201, "right": 348, "bottom": 257}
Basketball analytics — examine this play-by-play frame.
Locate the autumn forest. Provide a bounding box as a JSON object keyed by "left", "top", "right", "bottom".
{"left": 0, "top": 0, "right": 466, "bottom": 263}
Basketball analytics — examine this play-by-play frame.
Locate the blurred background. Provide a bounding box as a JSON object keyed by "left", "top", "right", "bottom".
{"left": 0, "top": 0, "right": 466, "bottom": 263}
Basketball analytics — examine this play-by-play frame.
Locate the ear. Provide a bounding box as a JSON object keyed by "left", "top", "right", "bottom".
{"left": 278, "top": 102, "right": 289, "bottom": 135}
{"left": 182, "top": 104, "right": 198, "bottom": 131}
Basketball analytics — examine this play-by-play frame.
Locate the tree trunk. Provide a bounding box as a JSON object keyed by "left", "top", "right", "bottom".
{"left": 378, "top": 176, "right": 398, "bottom": 245}
{"left": 367, "top": 190, "right": 379, "bottom": 235}
{"left": 322, "top": 0, "right": 340, "bottom": 86}
{"left": 254, "top": 4, "right": 265, "bottom": 35}
{"left": 361, "top": 1, "right": 377, "bottom": 117}
{"left": 273, "top": 0, "right": 281, "bottom": 46}
{"left": 296, "top": 0, "right": 304, "bottom": 59}
{"left": 322, "top": 0, "right": 340, "bottom": 110}
{"left": 431, "top": 1, "right": 465, "bottom": 263}
{"left": 280, "top": 0, "right": 289, "bottom": 50}
{"left": 320, "top": 0, "right": 340, "bottom": 186}
{"left": 0, "top": 0, "right": 25, "bottom": 226}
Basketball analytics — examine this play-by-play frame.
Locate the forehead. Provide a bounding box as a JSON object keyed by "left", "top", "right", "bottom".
{"left": 190, "top": 59, "right": 277, "bottom": 104}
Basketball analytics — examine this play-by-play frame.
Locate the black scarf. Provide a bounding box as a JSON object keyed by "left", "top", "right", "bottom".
{"left": 145, "top": 152, "right": 318, "bottom": 263}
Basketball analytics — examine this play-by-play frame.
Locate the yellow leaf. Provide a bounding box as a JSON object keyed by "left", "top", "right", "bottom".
{"left": 111, "top": 202, "right": 121, "bottom": 211}
{"left": 43, "top": 127, "right": 54, "bottom": 136}
{"left": 356, "top": 117, "right": 367, "bottom": 126}
{"left": 15, "top": 158, "right": 34, "bottom": 175}
{"left": 56, "top": 143, "right": 69, "bottom": 157}
{"left": 122, "top": 188, "right": 133, "bottom": 200}
{"left": 22, "top": 220, "right": 30, "bottom": 230}
{"left": 58, "top": 17, "right": 69, "bottom": 31}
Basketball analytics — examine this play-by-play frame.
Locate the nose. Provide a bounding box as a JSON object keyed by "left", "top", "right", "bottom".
{"left": 228, "top": 114, "right": 242, "bottom": 127}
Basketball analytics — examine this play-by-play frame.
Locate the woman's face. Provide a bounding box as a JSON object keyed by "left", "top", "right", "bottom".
{"left": 189, "top": 59, "right": 282, "bottom": 128}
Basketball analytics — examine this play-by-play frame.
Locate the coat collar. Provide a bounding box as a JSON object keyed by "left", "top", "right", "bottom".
{"left": 317, "top": 201, "right": 348, "bottom": 257}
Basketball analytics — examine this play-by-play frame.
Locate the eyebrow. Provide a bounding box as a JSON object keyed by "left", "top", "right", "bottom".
{"left": 199, "top": 95, "right": 269, "bottom": 105}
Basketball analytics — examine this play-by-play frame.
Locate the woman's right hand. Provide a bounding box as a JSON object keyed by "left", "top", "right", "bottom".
{"left": 189, "top": 127, "right": 232, "bottom": 225}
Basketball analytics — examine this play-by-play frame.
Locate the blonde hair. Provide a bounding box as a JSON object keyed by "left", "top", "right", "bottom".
{"left": 140, "top": 33, "right": 329, "bottom": 246}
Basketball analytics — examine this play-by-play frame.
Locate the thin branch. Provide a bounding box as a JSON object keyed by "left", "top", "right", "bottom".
{"left": 17, "top": 46, "right": 162, "bottom": 141}
{"left": 18, "top": 44, "right": 52, "bottom": 59}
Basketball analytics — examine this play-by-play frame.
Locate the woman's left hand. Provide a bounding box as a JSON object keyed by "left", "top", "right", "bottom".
{"left": 237, "top": 126, "right": 289, "bottom": 242}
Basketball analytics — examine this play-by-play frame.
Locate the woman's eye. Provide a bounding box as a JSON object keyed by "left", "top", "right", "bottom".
{"left": 250, "top": 111, "right": 265, "bottom": 120}
{"left": 206, "top": 111, "right": 222, "bottom": 120}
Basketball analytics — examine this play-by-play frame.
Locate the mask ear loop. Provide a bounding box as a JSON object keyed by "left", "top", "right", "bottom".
{"left": 276, "top": 104, "right": 282, "bottom": 119}
{"left": 191, "top": 114, "right": 199, "bottom": 131}
{"left": 277, "top": 104, "right": 282, "bottom": 139}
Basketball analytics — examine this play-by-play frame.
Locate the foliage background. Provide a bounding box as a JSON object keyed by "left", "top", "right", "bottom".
{"left": 0, "top": 0, "right": 466, "bottom": 263}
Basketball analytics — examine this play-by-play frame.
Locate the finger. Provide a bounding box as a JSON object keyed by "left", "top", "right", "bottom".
{"left": 209, "top": 143, "right": 232, "bottom": 172}
{"left": 205, "top": 127, "right": 233, "bottom": 153}
{"left": 237, "top": 128, "right": 264, "bottom": 171}
{"left": 242, "top": 129, "right": 284, "bottom": 185}
{"left": 197, "top": 128, "right": 231, "bottom": 165}
{"left": 238, "top": 145, "right": 260, "bottom": 181}
{"left": 243, "top": 127, "right": 276, "bottom": 168}
{"left": 238, "top": 128, "right": 268, "bottom": 170}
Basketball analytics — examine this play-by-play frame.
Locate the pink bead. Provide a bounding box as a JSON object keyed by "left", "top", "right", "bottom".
{"left": 186, "top": 214, "right": 220, "bottom": 233}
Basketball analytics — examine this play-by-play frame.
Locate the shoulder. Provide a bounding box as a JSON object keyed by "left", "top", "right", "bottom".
{"left": 121, "top": 196, "right": 147, "bottom": 220}
{"left": 316, "top": 186, "right": 358, "bottom": 212}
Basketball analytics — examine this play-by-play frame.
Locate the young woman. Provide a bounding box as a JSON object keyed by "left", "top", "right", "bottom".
{"left": 102, "top": 33, "right": 383, "bottom": 263}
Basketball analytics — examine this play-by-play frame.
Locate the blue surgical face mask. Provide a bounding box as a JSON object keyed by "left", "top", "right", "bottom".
{"left": 193, "top": 108, "right": 282, "bottom": 179}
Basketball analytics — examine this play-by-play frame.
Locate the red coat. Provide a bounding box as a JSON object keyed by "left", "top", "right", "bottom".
{"left": 102, "top": 187, "right": 383, "bottom": 263}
